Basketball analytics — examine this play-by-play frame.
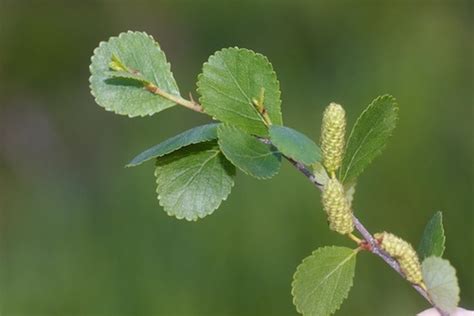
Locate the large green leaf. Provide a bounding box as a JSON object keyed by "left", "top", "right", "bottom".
{"left": 217, "top": 124, "right": 281, "bottom": 179}
{"left": 197, "top": 47, "right": 282, "bottom": 136}
{"left": 155, "top": 142, "right": 235, "bottom": 221}
{"left": 292, "top": 246, "right": 357, "bottom": 316}
{"left": 417, "top": 211, "right": 445, "bottom": 259}
{"left": 127, "top": 123, "right": 219, "bottom": 167}
{"left": 269, "top": 125, "right": 321, "bottom": 165}
{"left": 339, "top": 95, "right": 398, "bottom": 183}
{"left": 422, "top": 257, "right": 460, "bottom": 314}
{"left": 90, "top": 31, "right": 180, "bottom": 117}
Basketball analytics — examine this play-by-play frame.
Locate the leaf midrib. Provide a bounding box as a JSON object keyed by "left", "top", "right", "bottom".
{"left": 300, "top": 250, "right": 356, "bottom": 308}
{"left": 341, "top": 124, "right": 376, "bottom": 181}
{"left": 222, "top": 56, "right": 265, "bottom": 124}
{"left": 171, "top": 150, "right": 220, "bottom": 210}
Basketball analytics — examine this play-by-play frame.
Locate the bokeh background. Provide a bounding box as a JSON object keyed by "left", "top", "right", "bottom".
{"left": 0, "top": 1, "right": 472, "bottom": 315}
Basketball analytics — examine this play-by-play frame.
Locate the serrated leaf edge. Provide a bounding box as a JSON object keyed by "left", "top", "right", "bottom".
{"left": 154, "top": 149, "right": 235, "bottom": 221}
{"left": 291, "top": 246, "right": 357, "bottom": 316}
{"left": 422, "top": 256, "right": 461, "bottom": 313}
{"left": 340, "top": 94, "right": 399, "bottom": 183}
{"left": 89, "top": 30, "right": 179, "bottom": 118}
{"left": 196, "top": 47, "right": 283, "bottom": 134}
{"left": 418, "top": 211, "right": 446, "bottom": 259}
{"left": 217, "top": 124, "right": 281, "bottom": 180}
{"left": 435, "top": 212, "right": 446, "bottom": 256}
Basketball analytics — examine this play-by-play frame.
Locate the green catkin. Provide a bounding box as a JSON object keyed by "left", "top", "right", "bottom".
{"left": 321, "top": 102, "right": 346, "bottom": 174}
{"left": 322, "top": 178, "right": 353, "bottom": 234}
{"left": 374, "top": 232, "right": 423, "bottom": 284}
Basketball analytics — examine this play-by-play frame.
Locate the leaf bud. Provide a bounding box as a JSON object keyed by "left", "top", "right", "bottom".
{"left": 109, "top": 54, "right": 128, "bottom": 72}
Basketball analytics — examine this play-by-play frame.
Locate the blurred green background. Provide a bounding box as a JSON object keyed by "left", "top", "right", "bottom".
{"left": 0, "top": 0, "right": 472, "bottom": 315}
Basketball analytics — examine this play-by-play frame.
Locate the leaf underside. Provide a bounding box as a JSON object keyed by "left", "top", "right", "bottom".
{"left": 339, "top": 95, "right": 398, "bottom": 183}
{"left": 417, "top": 211, "right": 445, "bottom": 259}
{"left": 155, "top": 142, "right": 235, "bottom": 221}
{"left": 292, "top": 246, "right": 357, "bottom": 316}
{"left": 217, "top": 124, "right": 281, "bottom": 179}
{"left": 422, "top": 256, "right": 460, "bottom": 314}
{"left": 90, "top": 31, "right": 180, "bottom": 117}
{"left": 128, "top": 123, "right": 219, "bottom": 167}
{"left": 269, "top": 125, "right": 321, "bottom": 165}
{"left": 197, "top": 47, "right": 282, "bottom": 136}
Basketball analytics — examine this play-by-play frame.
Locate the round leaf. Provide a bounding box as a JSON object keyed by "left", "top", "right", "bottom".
{"left": 90, "top": 31, "right": 180, "bottom": 117}
{"left": 197, "top": 47, "right": 282, "bottom": 136}
{"left": 155, "top": 142, "right": 235, "bottom": 221}
{"left": 292, "top": 246, "right": 357, "bottom": 316}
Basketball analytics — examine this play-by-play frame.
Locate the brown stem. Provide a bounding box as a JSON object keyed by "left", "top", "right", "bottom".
{"left": 176, "top": 104, "right": 441, "bottom": 312}
{"left": 264, "top": 139, "right": 436, "bottom": 307}
{"left": 145, "top": 84, "right": 203, "bottom": 113}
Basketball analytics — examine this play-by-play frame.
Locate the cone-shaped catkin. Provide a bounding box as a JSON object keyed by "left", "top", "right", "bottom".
{"left": 374, "top": 232, "right": 423, "bottom": 284}
{"left": 321, "top": 103, "right": 346, "bottom": 174}
{"left": 322, "top": 178, "right": 353, "bottom": 234}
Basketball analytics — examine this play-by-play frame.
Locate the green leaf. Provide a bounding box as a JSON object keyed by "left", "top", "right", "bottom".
{"left": 197, "top": 47, "right": 282, "bottom": 136}
{"left": 217, "top": 124, "right": 281, "bottom": 179}
{"left": 269, "top": 125, "right": 321, "bottom": 165}
{"left": 339, "top": 95, "right": 398, "bottom": 183}
{"left": 127, "top": 123, "right": 219, "bottom": 167}
{"left": 292, "top": 246, "right": 357, "bottom": 316}
{"left": 90, "top": 31, "right": 180, "bottom": 117}
{"left": 344, "top": 183, "right": 356, "bottom": 207}
{"left": 312, "top": 162, "right": 330, "bottom": 187}
{"left": 155, "top": 142, "right": 235, "bottom": 221}
{"left": 418, "top": 211, "right": 446, "bottom": 259}
{"left": 422, "top": 257, "right": 460, "bottom": 314}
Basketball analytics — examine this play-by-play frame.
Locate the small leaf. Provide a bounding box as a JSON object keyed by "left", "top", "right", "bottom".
{"left": 197, "top": 47, "right": 282, "bottom": 136}
{"left": 127, "top": 123, "right": 219, "bottom": 167}
{"left": 312, "top": 162, "right": 329, "bottom": 187}
{"left": 344, "top": 182, "right": 356, "bottom": 207}
{"left": 90, "top": 31, "right": 180, "bottom": 117}
{"left": 422, "top": 257, "right": 460, "bottom": 314}
{"left": 339, "top": 95, "right": 398, "bottom": 183}
{"left": 155, "top": 142, "right": 235, "bottom": 221}
{"left": 292, "top": 246, "right": 357, "bottom": 316}
{"left": 109, "top": 54, "right": 129, "bottom": 71}
{"left": 418, "top": 211, "right": 446, "bottom": 259}
{"left": 269, "top": 125, "right": 321, "bottom": 165}
{"left": 217, "top": 124, "right": 281, "bottom": 179}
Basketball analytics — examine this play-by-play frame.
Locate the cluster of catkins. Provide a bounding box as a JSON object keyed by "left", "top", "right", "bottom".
{"left": 320, "top": 103, "right": 354, "bottom": 235}
{"left": 318, "top": 103, "right": 423, "bottom": 286}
